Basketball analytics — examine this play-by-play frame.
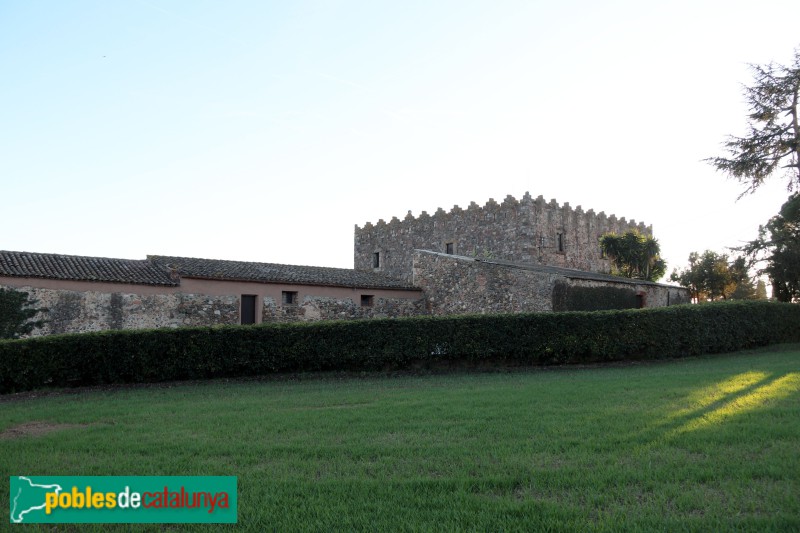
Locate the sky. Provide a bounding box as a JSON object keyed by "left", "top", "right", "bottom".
{"left": 1, "top": 1, "right": 798, "bottom": 280}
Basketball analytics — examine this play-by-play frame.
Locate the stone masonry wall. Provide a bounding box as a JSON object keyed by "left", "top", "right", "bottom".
{"left": 563, "top": 278, "right": 691, "bottom": 308}
{"left": 3, "top": 283, "right": 425, "bottom": 335}
{"left": 262, "top": 294, "right": 422, "bottom": 323}
{"left": 355, "top": 192, "right": 651, "bottom": 283}
{"left": 412, "top": 251, "right": 558, "bottom": 315}
{"left": 8, "top": 285, "right": 240, "bottom": 336}
{"left": 412, "top": 251, "right": 690, "bottom": 315}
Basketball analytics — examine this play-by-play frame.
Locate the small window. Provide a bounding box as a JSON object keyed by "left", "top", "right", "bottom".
{"left": 539, "top": 236, "right": 546, "bottom": 247}
{"left": 361, "top": 295, "right": 374, "bottom": 307}
{"left": 445, "top": 242, "right": 454, "bottom": 255}
{"left": 636, "top": 293, "right": 646, "bottom": 309}
{"left": 557, "top": 233, "right": 564, "bottom": 253}
{"left": 282, "top": 291, "right": 298, "bottom": 305}
{"left": 373, "top": 252, "right": 380, "bottom": 268}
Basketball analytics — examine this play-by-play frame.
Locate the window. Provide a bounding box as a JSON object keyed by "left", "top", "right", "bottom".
{"left": 636, "top": 293, "right": 646, "bottom": 309}
{"left": 241, "top": 295, "right": 256, "bottom": 325}
{"left": 361, "top": 295, "right": 374, "bottom": 307}
{"left": 282, "top": 291, "right": 298, "bottom": 305}
{"left": 373, "top": 252, "right": 380, "bottom": 268}
{"left": 557, "top": 233, "right": 564, "bottom": 253}
{"left": 445, "top": 242, "right": 454, "bottom": 255}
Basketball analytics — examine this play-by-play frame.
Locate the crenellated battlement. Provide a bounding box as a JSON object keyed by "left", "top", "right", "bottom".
{"left": 356, "top": 193, "right": 651, "bottom": 234}
{"left": 355, "top": 192, "right": 652, "bottom": 283}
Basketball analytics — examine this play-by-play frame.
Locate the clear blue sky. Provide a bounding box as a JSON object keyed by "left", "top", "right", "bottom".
{"left": 1, "top": 1, "right": 798, "bottom": 277}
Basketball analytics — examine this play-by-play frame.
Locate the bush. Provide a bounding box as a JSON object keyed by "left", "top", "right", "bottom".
{"left": 552, "top": 281, "right": 639, "bottom": 311}
{"left": 1, "top": 301, "right": 798, "bottom": 393}
{"left": 0, "top": 287, "right": 46, "bottom": 339}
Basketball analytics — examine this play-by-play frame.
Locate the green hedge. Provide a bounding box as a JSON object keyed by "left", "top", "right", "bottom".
{"left": 1, "top": 301, "right": 799, "bottom": 393}
{"left": 552, "top": 281, "right": 640, "bottom": 311}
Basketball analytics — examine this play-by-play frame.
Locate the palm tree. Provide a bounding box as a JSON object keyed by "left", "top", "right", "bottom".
{"left": 599, "top": 231, "right": 666, "bottom": 282}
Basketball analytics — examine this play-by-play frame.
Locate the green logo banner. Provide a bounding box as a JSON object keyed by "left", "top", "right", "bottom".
{"left": 9, "top": 476, "right": 237, "bottom": 524}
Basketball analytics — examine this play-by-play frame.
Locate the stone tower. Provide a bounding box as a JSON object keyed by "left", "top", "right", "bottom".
{"left": 354, "top": 192, "right": 651, "bottom": 283}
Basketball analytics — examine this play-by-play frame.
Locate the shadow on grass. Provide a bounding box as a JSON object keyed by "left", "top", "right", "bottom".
{"left": 631, "top": 371, "right": 800, "bottom": 447}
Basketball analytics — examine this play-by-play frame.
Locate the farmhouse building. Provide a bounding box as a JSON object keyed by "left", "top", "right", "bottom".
{"left": 1, "top": 193, "right": 689, "bottom": 336}
{"left": 0, "top": 252, "right": 422, "bottom": 336}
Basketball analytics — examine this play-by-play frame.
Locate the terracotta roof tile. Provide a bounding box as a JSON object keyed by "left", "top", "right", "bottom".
{"left": 0, "top": 251, "right": 179, "bottom": 286}
{"left": 149, "top": 255, "right": 418, "bottom": 290}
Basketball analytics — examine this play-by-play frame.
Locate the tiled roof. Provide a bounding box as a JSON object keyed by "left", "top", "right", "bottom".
{"left": 0, "top": 251, "right": 179, "bottom": 286}
{"left": 148, "top": 255, "right": 419, "bottom": 290}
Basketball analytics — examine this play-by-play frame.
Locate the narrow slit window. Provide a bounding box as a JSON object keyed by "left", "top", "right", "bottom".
{"left": 373, "top": 252, "right": 380, "bottom": 268}
{"left": 557, "top": 233, "right": 564, "bottom": 252}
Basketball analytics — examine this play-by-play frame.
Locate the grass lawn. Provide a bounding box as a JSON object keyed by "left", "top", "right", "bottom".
{"left": 2, "top": 344, "right": 799, "bottom": 531}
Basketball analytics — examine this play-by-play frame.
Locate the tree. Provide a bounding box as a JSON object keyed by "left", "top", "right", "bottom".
{"left": 705, "top": 48, "right": 800, "bottom": 197}
{"left": 741, "top": 193, "right": 800, "bottom": 302}
{"left": 755, "top": 279, "right": 769, "bottom": 300}
{"left": 599, "top": 230, "right": 667, "bottom": 282}
{"left": 670, "top": 250, "right": 755, "bottom": 302}
{"left": 0, "top": 288, "right": 46, "bottom": 339}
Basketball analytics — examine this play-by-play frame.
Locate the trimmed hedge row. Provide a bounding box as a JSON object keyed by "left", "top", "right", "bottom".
{"left": 1, "top": 301, "right": 799, "bottom": 393}
{"left": 552, "top": 281, "right": 639, "bottom": 311}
